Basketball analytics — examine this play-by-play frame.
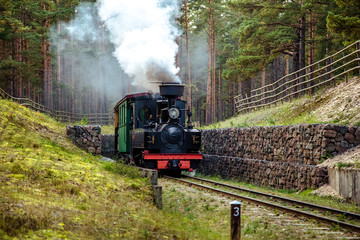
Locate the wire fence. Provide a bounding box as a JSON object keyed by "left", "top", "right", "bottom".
{"left": 234, "top": 40, "right": 360, "bottom": 114}
{"left": 0, "top": 87, "right": 114, "bottom": 125}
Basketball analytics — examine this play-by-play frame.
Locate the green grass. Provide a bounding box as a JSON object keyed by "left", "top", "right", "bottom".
{"left": 202, "top": 97, "right": 322, "bottom": 129}
{"left": 160, "top": 176, "right": 356, "bottom": 240}
{"left": 0, "top": 99, "right": 233, "bottom": 239}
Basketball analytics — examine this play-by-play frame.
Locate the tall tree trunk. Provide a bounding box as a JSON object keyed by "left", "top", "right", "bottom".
{"left": 178, "top": 37, "right": 183, "bottom": 81}
{"left": 205, "top": 0, "right": 213, "bottom": 124}
{"left": 32, "top": 86, "right": 36, "bottom": 102}
{"left": 14, "top": 38, "right": 20, "bottom": 97}
{"left": 293, "top": 37, "right": 300, "bottom": 73}
{"left": 292, "top": 34, "right": 300, "bottom": 99}
{"left": 42, "top": 4, "right": 52, "bottom": 108}
{"left": 8, "top": 40, "right": 14, "bottom": 96}
{"left": 273, "top": 58, "right": 278, "bottom": 82}
{"left": 218, "top": 70, "right": 222, "bottom": 121}
{"left": 211, "top": 1, "right": 216, "bottom": 123}
{"left": 308, "top": 11, "right": 315, "bottom": 94}
{"left": 18, "top": 38, "right": 23, "bottom": 98}
{"left": 194, "top": 63, "right": 199, "bottom": 122}
{"left": 285, "top": 57, "right": 290, "bottom": 99}
{"left": 184, "top": 0, "right": 192, "bottom": 112}
{"left": 279, "top": 55, "right": 285, "bottom": 79}
{"left": 24, "top": 38, "right": 31, "bottom": 99}
{"left": 273, "top": 58, "right": 278, "bottom": 96}
{"left": 78, "top": 66, "right": 83, "bottom": 115}
{"left": 71, "top": 25, "right": 75, "bottom": 114}
{"left": 57, "top": 20, "right": 62, "bottom": 110}
{"left": 243, "top": 78, "right": 251, "bottom": 98}
{"left": 27, "top": 80, "right": 31, "bottom": 99}
{"left": 21, "top": 10, "right": 30, "bottom": 99}
{"left": 299, "top": 0, "right": 306, "bottom": 94}
{"left": 46, "top": 41, "right": 53, "bottom": 107}
{"left": 42, "top": 40, "right": 48, "bottom": 106}
{"left": 101, "top": 24, "right": 107, "bottom": 113}
{"left": 285, "top": 58, "right": 290, "bottom": 76}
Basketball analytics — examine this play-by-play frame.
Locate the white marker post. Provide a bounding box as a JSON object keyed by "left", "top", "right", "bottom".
{"left": 230, "top": 200, "right": 242, "bottom": 240}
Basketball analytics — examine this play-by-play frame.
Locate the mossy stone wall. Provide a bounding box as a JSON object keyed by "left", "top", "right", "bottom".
{"left": 198, "top": 155, "right": 328, "bottom": 190}
{"left": 202, "top": 124, "right": 360, "bottom": 165}
{"left": 198, "top": 124, "right": 359, "bottom": 190}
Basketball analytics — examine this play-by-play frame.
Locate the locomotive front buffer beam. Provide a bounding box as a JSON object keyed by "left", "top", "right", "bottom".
{"left": 142, "top": 150, "right": 202, "bottom": 172}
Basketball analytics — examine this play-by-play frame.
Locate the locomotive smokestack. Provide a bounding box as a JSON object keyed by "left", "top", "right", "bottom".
{"left": 159, "top": 83, "right": 184, "bottom": 99}
{"left": 159, "top": 82, "right": 184, "bottom": 113}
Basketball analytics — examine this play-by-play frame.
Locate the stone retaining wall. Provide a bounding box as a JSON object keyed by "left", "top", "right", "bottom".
{"left": 199, "top": 124, "right": 359, "bottom": 190}
{"left": 202, "top": 124, "right": 360, "bottom": 165}
{"left": 66, "top": 125, "right": 101, "bottom": 154}
{"left": 198, "top": 155, "right": 328, "bottom": 190}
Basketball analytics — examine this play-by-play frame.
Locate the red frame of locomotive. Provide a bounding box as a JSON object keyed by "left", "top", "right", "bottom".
{"left": 142, "top": 150, "right": 202, "bottom": 172}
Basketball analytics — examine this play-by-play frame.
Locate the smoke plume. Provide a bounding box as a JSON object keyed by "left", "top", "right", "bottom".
{"left": 98, "top": 0, "right": 182, "bottom": 91}
{"left": 50, "top": 0, "right": 182, "bottom": 113}
{"left": 50, "top": 2, "right": 133, "bottom": 113}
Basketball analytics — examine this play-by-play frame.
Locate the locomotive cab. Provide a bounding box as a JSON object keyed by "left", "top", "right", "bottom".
{"left": 114, "top": 83, "right": 202, "bottom": 173}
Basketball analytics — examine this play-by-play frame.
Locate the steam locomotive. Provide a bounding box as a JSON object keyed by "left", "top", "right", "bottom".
{"left": 114, "top": 83, "right": 202, "bottom": 174}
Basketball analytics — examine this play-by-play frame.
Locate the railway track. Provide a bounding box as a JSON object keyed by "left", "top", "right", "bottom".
{"left": 163, "top": 175, "right": 360, "bottom": 233}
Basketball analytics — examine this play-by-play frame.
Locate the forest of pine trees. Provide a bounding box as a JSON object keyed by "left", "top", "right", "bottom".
{"left": 0, "top": 0, "right": 359, "bottom": 125}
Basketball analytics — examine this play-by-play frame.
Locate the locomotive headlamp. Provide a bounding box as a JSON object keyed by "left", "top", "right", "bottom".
{"left": 168, "top": 107, "right": 180, "bottom": 119}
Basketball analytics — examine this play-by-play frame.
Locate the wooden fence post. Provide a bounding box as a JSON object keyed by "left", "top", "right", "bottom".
{"left": 342, "top": 51, "right": 349, "bottom": 83}
{"left": 244, "top": 94, "right": 248, "bottom": 113}
{"left": 325, "top": 56, "right": 334, "bottom": 85}
{"left": 306, "top": 68, "right": 310, "bottom": 95}
{"left": 138, "top": 168, "right": 161, "bottom": 209}
{"left": 153, "top": 185, "right": 162, "bottom": 209}
{"left": 231, "top": 200, "right": 242, "bottom": 240}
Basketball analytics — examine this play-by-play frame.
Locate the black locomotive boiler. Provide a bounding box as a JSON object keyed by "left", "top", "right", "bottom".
{"left": 114, "top": 83, "right": 202, "bottom": 173}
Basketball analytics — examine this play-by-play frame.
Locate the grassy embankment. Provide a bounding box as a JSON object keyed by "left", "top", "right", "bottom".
{"left": 203, "top": 77, "right": 360, "bottom": 129}
{"left": 0, "top": 99, "right": 232, "bottom": 239}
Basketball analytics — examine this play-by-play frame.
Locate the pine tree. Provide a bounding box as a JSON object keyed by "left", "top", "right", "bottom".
{"left": 327, "top": 0, "right": 360, "bottom": 45}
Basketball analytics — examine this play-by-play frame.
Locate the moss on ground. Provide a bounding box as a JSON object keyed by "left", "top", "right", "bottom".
{"left": 101, "top": 125, "right": 114, "bottom": 135}
{"left": 0, "top": 99, "right": 224, "bottom": 239}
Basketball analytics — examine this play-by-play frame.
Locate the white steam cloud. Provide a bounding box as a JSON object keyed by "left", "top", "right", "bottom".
{"left": 98, "top": 0, "right": 182, "bottom": 91}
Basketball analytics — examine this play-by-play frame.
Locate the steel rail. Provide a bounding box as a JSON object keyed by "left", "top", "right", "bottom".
{"left": 184, "top": 175, "right": 360, "bottom": 220}
{"left": 164, "top": 176, "right": 360, "bottom": 233}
